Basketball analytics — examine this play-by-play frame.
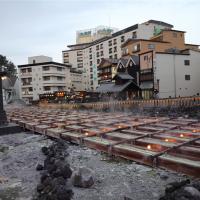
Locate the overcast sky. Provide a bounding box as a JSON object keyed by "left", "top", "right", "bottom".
{"left": 0, "top": 0, "right": 199, "bottom": 66}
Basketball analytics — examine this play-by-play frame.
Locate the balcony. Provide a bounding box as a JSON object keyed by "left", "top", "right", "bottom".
{"left": 20, "top": 72, "right": 32, "bottom": 77}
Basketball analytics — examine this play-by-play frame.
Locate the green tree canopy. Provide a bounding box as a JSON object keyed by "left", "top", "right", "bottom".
{"left": 0, "top": 55, "right": 17, "bottom": 77}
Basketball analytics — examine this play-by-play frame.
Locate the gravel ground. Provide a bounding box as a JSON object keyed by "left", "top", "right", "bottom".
{"left": 0, "top": 132, "right": 189, "bottom": 200}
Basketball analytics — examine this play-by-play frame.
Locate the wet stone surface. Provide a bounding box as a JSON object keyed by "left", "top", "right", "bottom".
{"left": 0, "top": 132, "right": 192, "bottom": 200}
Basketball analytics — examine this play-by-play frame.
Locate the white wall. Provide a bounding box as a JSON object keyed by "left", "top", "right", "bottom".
{"left": 155, "top": 50, "right": 200, "bottom": 98}
{"left": 28, "top": 55, "right": 52, "bottom": 64}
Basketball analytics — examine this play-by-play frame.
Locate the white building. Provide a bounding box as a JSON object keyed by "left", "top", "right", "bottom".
{"left": 70, "top": 68, "right": 83, "bottom": 91}
{"left": 63, "top": 20, "right": 173, "bottom": 91}
{"left": 139, "top": 49, "right": 200, "bottom": 99}
{"left": 18, "top": 56, "right": 71, "bottom": 102}
{"left": 155, "top": 49, "right": 200, "bottom": 98}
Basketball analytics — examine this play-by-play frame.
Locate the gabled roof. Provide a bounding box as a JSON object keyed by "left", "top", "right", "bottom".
{"left": 128, "top": 55, "right": 139, "bottom": 66}
{"left": 96, "top": 80, "right": 139, "bottom": 93}
{"left": 113, "top": 72, "right": 134, "bottom": 80}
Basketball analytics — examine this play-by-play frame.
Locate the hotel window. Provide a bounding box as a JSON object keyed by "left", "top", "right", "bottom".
{"left": 144, "top": 55, "right": 148, "bottom": 60}
{"left": 148, "top": 44, "right": 155, "bottom": 50}
{"left": 121, "top": 36, "right": 125, "bottom": 43}
{"left": 132, "top": 31, "right": 137, "bottom": 39}
{"left": 78, "top": 63, "right": 83, "bottom": 68}
{"left": 114, "top": 46, "right": 117, "bottom": 53}
{"left": 109, "top": 48, "right": 112, "bottom": 54}
{"left": 96, "top": 52, "right": 100, "bottom": 57}
{"left": 97, "top": 59, "right": 100, "bottom": 64}
{"left": 133, "top": 44, "right": 140, "bottom": 52}
{"left": 100, "top": 43, "right": 103, "bottom": 49}
{"left": 89, "top": 54, "right": 92, "bottom": 60}
{"left": 43, "top": 66, "right": 50, "bottom": 71}
{"left": 57, "top": 77, "right": 63, "bottom": 81}
{"left": 90, "top": 61, "right": 93, "bottom": 66}
{"left": 44, "top": 86, "right": 51, "bottom": 91}
{"left": 28, "top": 68, "right": 32, "bottom": 72}
{"left": 113, "top": 39, "right": 117, "bottom": 45}
{"left": 108, "top": 40, "right": 112, "bottom": 46}
{"left": 185, "top": 75, "right": 190, "bottom": 80}
{"left": 100, "top": 51, "right": 104, "bottom": 56}
{"left": 109, "top": 55, "right": 113, "bottom": 59}
{"left": 90, "top": 68, "right": 93, "bottom": 72}
{"left": 43, "top": 76, "right": 50, "bottom": 81}
{"left": 89, "top": 48, "right": 92, "bottom": 53}
{"left": 96, "top": 45, "right": 99, "bottom": 50}
{"left": 114, "top": 54, "right": 117, "bottom": 59}
{"left": 184, "top": 60, "right": 190, "bottom": 65}
{"left": 57, "top": 67, "right": 62, "bottom": 71}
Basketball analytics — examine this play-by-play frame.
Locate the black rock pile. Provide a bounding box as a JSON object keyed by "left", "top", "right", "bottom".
{"left": 34, "top": 140, "right": 73, "bottom": 200}
{"left": 160, "top": 179, "right": 200, "bottom": 200}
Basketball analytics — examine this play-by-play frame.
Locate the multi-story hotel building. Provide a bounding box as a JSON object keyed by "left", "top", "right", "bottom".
{"left": 62, "top": 20, "right": 173, "bottom": 90}
{"left": 18, "top": 56, "right": 71, "bottom": 102}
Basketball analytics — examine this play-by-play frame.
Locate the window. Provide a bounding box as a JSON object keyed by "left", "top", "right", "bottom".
{"left": 57, "top": 67, "right": 62, "bottom": 71}
{"left": 97, "top": 59, "right": 100, "bottom": 64}
{"left": 100, "top": 51, "right": 104, "bottom": 56}
{"left": 43, "top": 76, "right": 50, "bottom": 81}
{"left": 77, "top": 51, "right": 82, "bottom": 56}
{"left": 90, "top": 80, "right": 93, "bottom": 85}
{"left": 144, "top": 55, "right": 148, "bottom": 60}
{"left": 44, "top": 86, "right": 51, "bottom": 91}
{"left": 90, "top": 74, "right": 93, "bottom": 79}
{"left": 89, "top": 48, "right": 92, "bottom": 53}
{"left": 114, "top": 54, "right": 117, "bottom": 59}
{"left": 28, "top": 68, "right": 32, "bottom": 72}
{"left": 133, "top": 44, "right": 140, "bottom": 52}
{"left": 184, "top": 60, "right": 190, "bottom": 65}
{"left": 109, "top": 55, "right": 113, "bottom": 59}
{"left": 78, "top": 63, "right": 83, "bottom": 68}
{"left": 96, "top": 52, "right": 100, "bottom": 57}
{"left": 148, "top": 44, "right": 155, "bottom": 50}
{"left": 185, "top": 75, "right": 190, "bottom": 80}
{"left": 89, "top": 54, "right": 92, "bottom": 59}
{"left": 109, "top": 48, "right": 112, "bottom": 54}
{"left": 114, "top": 46, "right": 117, "bottom": 53}
{"left": 57, "top": 77, "right": 63, "bottom": 81}
{"left": 108, "top": 40, "right": 112, "bottom": 46}
{"left": 100, "top": 43, "right": 103, "bottom": 49}
{"left": 96, "top": 45, "right": 99, "bottom": 50}
{"left": 132, "top": 31, "right": 137, "bottom": 39}
{"left": 33, "top": 59, "right": 36, "bottom": 64}
{"left": 90, "top": 61, "right": 93, "bottom": 66}
{"left": 121, "top": 36, "right": 125, "bottom": 43}
{"left": 43, "top": 66, "right": 49, "bottom": 71}
{"left": 113, "top": 39, "right": 117, "bottom": 45}
{"left": 90, "top": 68, "right": 93, "bottom": 72}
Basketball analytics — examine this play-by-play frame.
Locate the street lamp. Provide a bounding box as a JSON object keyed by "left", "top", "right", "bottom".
{"left": 0, "top": 66, "right": 8, "bottom": 125}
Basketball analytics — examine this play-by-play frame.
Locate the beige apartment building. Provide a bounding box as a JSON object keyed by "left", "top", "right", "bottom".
{"left": 18, "top": 56, "right": 71, "bottom": 102}
{"left": 62, "top": 20, "right": 173, "bottom": 91}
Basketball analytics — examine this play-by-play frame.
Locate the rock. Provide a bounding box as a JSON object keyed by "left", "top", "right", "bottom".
{"left": 72, "top": 166, "right": 94, "bottom": 188}
{"left": 124, "top": 196, "right": 133, "bottom": 200}
{"left": 165, "top": 179, "right": 190, "bottom": 193}
{"left": 159, "top": 172, "right": 169, "bottom": 180}
{"left": 184, "top": 186, "right": 200, "bottom": 198}
{"left": 36, "top": 164, "right": 44, "bottom": 171}
{"left": 41, "top": 146, "right": 48, "bottom": 155}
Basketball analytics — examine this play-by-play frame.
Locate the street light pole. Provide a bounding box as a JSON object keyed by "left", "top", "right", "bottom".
{"left": 0, "top": 67, "right": 8, "bottom": 125}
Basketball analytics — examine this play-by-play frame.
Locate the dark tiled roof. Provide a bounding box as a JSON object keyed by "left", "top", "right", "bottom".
{"left": 96, "top": 81, "right": 132, "bottom": 93}
{"left": 119, "top": 58, "right": 128, "bottom": 67}
{"left": 113, "top": 72, "right": 134, "bottom": 80}
{"left": 130, "top": 55, "right": 139, "bottom": 65}
{"left": 145, "top": 20, "right": 173, "bottom": 28}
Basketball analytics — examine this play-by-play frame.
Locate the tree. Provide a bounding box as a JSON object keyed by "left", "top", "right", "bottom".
{"left": 0, "top": 55, "right": 17, "bottom": 78}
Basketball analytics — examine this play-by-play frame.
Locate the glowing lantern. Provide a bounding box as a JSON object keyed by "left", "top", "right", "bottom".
{"left": 147, "top": 145, "right": 151, "bottom": 150}
{"left": 165, "top": 139, "right": 169, "bottom": 142}
{"left": 85, "top": 132, "right": 89, "bottom": 136}
{"left": 180, "top": 134, "right": 184, "bottom": 138}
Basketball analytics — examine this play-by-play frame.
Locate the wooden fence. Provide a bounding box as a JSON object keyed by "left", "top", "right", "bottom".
{"left": 39, "top": 96, "right": 200, "bottom": 110}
